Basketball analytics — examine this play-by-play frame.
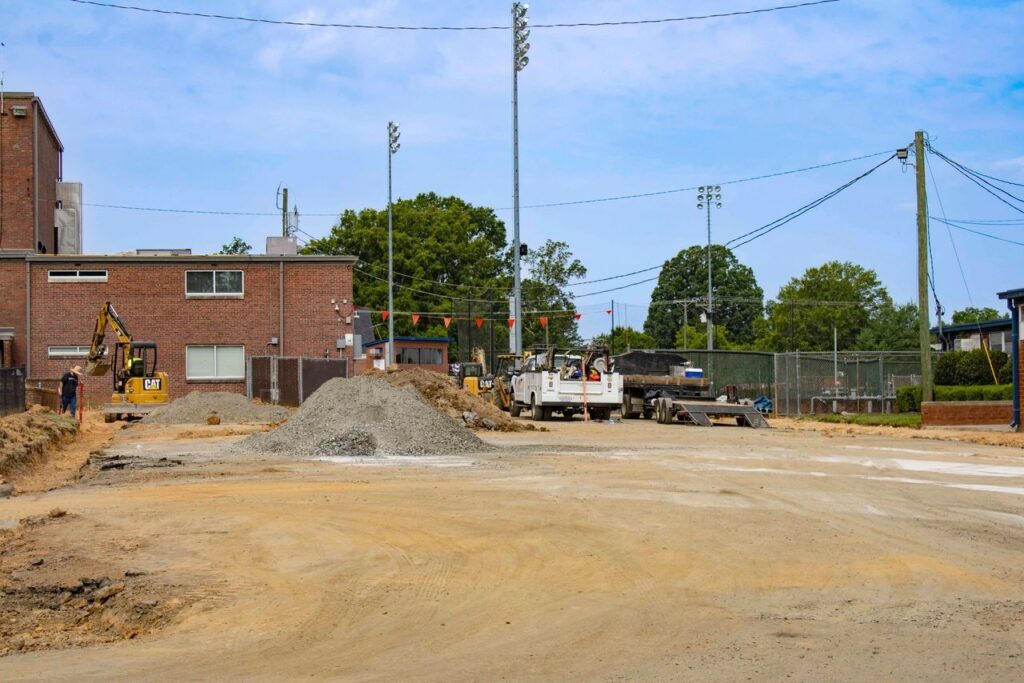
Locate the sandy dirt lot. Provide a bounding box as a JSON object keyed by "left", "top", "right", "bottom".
{"left": 1, "top": 415, "right": 1023, "bottom": 681}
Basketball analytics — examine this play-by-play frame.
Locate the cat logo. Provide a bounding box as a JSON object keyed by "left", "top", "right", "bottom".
{"left": 143, "top": 378, "right": 162, "bottom": 391}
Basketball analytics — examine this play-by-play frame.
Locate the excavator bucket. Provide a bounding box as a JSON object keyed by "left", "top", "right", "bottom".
{"left": 84, "top": 359, "right": 111, "bottom": 376}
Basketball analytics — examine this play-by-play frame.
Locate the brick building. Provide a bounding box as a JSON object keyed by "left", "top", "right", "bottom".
{"left": 0, "top": 253, "right": 358, "bottom": 404}
{"left": 0, "top": 92, "right": 70, "bottom": 254}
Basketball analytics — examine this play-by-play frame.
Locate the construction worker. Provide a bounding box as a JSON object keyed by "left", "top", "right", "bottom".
{"left": 59, "top": 365, "right": 82, "bottom": 416}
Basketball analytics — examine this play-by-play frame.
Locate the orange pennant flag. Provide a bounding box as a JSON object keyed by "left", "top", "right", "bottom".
{"left": 574, "top": 313, "right": 582, "bottom": 321}
{"left": 411, "top": 314, "right": 420, "bottom": 325}
{"left": 538, "top": 316, "right": 548, "bottom": 329}
{"left": 475, "top": 318, "right": 484, "bottom": 329}
{"left": 606, "top": 309, "right": 612, "bottom": 315}
{"left": 508, "top": 318, "right": 516, "bottom": 329}
{"left": 381, "top": 310, "right": 389, "bottom": 321}
{"left": 443, "top": 316, "right": 452, "bottom": 328}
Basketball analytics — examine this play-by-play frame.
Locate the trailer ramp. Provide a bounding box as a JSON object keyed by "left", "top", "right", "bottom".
{"left": 656, "top": 399, "right": 770, "bottom": 428}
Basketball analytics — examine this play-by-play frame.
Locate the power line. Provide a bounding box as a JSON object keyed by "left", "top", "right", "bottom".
{"left": 571, "top": 276, "right": 661, "bottom": 298}
{"left": 931, "top": 217, "right": 1024, "bottom": 248}
{"left": 66, "top": 0, "right": 841, "bottom": 31}
{"left": 933, "top": 217, "right": 1024, "bottom": 226}
{"left": 725, "top": 154, "right": 896, "bottom": 249}
{"left": 928, "top": 146, "right": 1024, "bottom": 215}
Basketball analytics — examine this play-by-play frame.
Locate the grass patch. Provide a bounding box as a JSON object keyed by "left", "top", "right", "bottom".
{"left": 799, "top": 413, "right": 922, "bottom": 429}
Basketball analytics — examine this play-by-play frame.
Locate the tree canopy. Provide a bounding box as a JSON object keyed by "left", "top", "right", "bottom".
{"left": 218, "top": 236, "right": 252, "bottom": 255}
{"left": 521, "top": 240, "right": 585, "bottom": 349}
{"left": 643, "top": 245, "right": 763, "bottom": 348}
{"left": 756, "top": 261, "right": 890, "bottom": 352}
{"left": 593, "top": 326, "right": 658, "bottom": 355}
{"left": 951, "top": 306, "right": 1008, "bottom": 324}
{"left": 675, "top": 324, "right": 735, "bottom": 351}
{"left": 853, "top": 302, "right": 919, "bottom": 351}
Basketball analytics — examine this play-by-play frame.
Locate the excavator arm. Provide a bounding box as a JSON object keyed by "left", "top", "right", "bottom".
{"left": 85, "top": 301, "right": 133, "bottom": 376}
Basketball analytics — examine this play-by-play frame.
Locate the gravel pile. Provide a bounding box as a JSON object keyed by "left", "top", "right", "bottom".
{"left": 239, "top": 375, "right": 487, "bottom": 457}
{"left": 143, "top": 392, "right": 290, "bottom": 425}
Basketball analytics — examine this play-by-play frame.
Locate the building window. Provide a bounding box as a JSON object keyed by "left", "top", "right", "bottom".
{"left": 185, "top": 270, "right": 244, "bottom": 298}
{"left": 48, "top": 269, "right": 108, "bottom": 283}
{"left": 396, "top": 347, "right": 443, "bottom": 365}
{"left": 48, "top": 345, "right": 90, "bottom": 359}
{"left": 186, "top": 345, "right": 245, "bottom": 380}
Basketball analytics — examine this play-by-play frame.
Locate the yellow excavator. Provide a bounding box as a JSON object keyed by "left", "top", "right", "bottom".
{"left": 458, "top": 347, "right": 492, "bottom": 396}
{"left": 84, "top": 301, "right": 170, "bottom": 422}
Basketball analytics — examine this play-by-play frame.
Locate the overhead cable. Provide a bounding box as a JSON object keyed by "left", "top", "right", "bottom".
{"left": 66, "top": 0, "right": 840, "bottom": 31}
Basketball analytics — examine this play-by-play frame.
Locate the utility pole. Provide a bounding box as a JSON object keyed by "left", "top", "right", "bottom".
{"left": 511, "top": 2, "right": 530, "bottom": 359}
{"left": 683, "top": 302, "right": 689, "bottom": 349}
{"left": 610, "top": 300, "right": 615, "bottom": 354}
{"left": 915, "top": 131, "right": 934, "bottom": 403}
{"left": 280, "top": 187, "right": 288, "bottom": 237}
{"left": 698, "top": 186, "right": 722, "bottom": 350}
{"left": 387, "top": 121, "right": 400, "bottom": 368}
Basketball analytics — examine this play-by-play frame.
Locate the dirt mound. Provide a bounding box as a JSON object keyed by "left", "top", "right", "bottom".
{"left": 239, "top": 375, "right": 488, "bottom": 457}
{"left": 0, "top": 407, "right": 79, "bottom": 480}
{"left": 143, "top": 392, "right": 290, "bottom": 425}
{"left": 375, "top": 368, "right": 533, "bottom": 432}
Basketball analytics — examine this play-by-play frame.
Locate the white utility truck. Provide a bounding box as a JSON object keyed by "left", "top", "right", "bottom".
{"left": 510, "top": 348, "right": 622, "bottom": 421}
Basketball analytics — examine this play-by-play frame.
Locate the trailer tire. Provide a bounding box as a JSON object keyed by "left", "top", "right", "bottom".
{"left": 621, "top": 393, "right": 638, "bottom": 419}
{"left": 656, "top": 398, "right": 672, "bottom": 424}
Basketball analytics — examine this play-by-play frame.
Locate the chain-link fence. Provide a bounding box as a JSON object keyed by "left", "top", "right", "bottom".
{"left": 675, "top": 350, "right": 775, "bottom": 400}
{"left": 773, "top": 351, "right": 927, "bottom": 416}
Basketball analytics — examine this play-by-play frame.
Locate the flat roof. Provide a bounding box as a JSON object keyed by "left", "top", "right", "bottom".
{"left": 930, "top": 318, "right": 1012, "bottom": 335}
{"left": 997, "top": 288, "right": 1024, "bottom": 301}
{"left": 363, "top": 336, "right": 450, "bottom": 348}
{"left": 18, "top": 253, "right": 357, "bottom": 264}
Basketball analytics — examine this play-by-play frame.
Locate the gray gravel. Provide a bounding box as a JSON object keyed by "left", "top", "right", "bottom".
{"left": 143, "top": 392, "right": 291, "bottom": 425}
{"left": 239, "top": 376, "right": 487, "bottom": 457}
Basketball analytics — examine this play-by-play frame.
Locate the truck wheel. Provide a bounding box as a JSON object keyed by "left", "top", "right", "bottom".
{"left": 104, "top": 413, "right": 116, "bottom": 424}
{"left": 510, "top": 399, "right": 522, "bottom": 418}
{"left": 621, "top": 394, "right": 637, "bottom": 419}
{"left": 531, "top": 395, "right": 547, "bottom": 422}
{"left": 657, "top": 398, "right": 672, "bottom": 424}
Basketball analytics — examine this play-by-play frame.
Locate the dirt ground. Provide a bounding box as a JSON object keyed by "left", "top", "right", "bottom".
{"left": 1, "top": 412, "right": 1023, "bottom": 681}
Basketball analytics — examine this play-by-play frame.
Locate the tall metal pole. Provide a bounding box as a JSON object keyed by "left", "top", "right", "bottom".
{"left": 610, "top": 300, "right": 615, "bottom": 354}
{"left": 281, "top": 187, "right": 289, "bottom": 237}
{"left": 698, "top": 186, "right": 722, "bottom": 351}
{"left": 512, "top": 3, "right": 529, "bottom": 359}
{"left": 387, "top": 121, "right": 400, "bottom": 368}
{"left": 915, "top": 131, "right": 934, "bottom": 403}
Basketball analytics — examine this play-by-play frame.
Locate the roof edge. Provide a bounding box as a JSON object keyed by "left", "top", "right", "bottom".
{"left": 23, "top": 253, "right": 357, "bottom": 264}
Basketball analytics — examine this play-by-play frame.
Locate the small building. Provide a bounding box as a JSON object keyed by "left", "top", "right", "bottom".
{"left": 359, "top": 336, "right": 449, "bottom": 373}
{"left": 931, "top": 318, "right": 1012, "bottom": 352}
{"left": 997, "top": 288, "right": 1023, "bottom": 430}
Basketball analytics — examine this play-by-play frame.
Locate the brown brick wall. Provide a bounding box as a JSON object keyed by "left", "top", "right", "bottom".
{"left": 921, "top": 401, "right": 1013, "bottom": 427}
{"left": 26, "top": 259, "right": 354, "bottom": 403}
{"left": 34, "top": 105, "right": 61, "bottom": 255}
{"left": 0, "top": 259, "right": 27, "bottom": 367}
{"left": 0, "top": 95, "right": 39, "bottom": 251}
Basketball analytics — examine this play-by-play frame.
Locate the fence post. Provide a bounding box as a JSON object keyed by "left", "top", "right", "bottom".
{"left": 795, "top": 350, "right": 801, "bottom": 417}
{"left": 270, "top": 356, "right": 279, "bottom": 405}
{"left": 879, "top": 352, "right": 885, "bottom": 414}
{"left": 298, "top": 357, "right": 305, "bottom": 403}
{"left": 772, "top": 353, "right": 779, "bottom": 416}
{"left": 246, "top": 356, "right": 252, "bottom": 400}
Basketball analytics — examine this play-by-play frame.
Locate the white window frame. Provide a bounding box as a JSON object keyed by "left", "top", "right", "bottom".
{"left": 48, "top": 269, "right": 108, "bottom": 283}
{"left": 185, "top": 345, "right": 246, "bottom": 381}
{"left": 184, "top": 270, "right": 244, "bottom": 298}
{"left": 48, "top": 345, "right": 90, "bottom": 359}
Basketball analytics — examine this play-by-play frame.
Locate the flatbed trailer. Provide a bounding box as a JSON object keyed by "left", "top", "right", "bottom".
{"left": 654, "top": 397, "right": 769, "bottom": 428}
{"left": 619, "top": 373, "right": 710, "bottom": 419}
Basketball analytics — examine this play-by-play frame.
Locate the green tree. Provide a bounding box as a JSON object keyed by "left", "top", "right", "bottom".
{"left": 592, "top": 326, "right": 658, "bottom": 354}
{"left": 303, "top": 193, "right": 510, "bottom": 346}
{"left": 643, "top": 245, "right": 763, "bottom": 348}
{"left": 521, "top": 239, "right": 586, "bottom": 348}
{"left": 674, "top": 324, "right": 733, "bottom": 351}
{"left": 951, "top": 306, "right": 1008, "bottom": 324}
{"left": 218, "top": 236, "right": 252, "bottom": 254}
{"left": 854, "top": 302, "right": 919, "bottom": 351}
{"left": 757, "top": 261, "right": 890, "bottom": 352}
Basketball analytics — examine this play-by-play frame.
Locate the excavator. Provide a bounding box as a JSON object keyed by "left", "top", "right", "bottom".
{"left": 457, "top": 348, "right": 493, "bottom": 396}
{"left": 84, "top": 301, "right": 170, "bottom": 422}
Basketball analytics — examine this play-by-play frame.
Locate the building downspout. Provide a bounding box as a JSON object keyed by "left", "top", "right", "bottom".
{"left": 279, "top": 261, "right": 284, "bottom": 355}
{"left": 32, "top": 101, "right": 38, "bottom": 251}
{"left": 24, "top": 260, "right": 31, "bottom": 378}
{"left": 1009, "top": 298, "right": 1019, "bottom": 430}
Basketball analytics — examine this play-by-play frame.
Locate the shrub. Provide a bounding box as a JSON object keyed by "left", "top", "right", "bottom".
{"left": 895, "top": 384, "right": 1013, "bottom": 412}
{"left": 934, "top": 349, "right": 1009, "bottom": 386}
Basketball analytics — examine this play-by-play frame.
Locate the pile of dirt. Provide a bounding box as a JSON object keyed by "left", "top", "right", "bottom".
{"left": 375, "top": 367, "right": 534, "bottom": 432}
{"left": 0, "top": 407, "right": 79, "bottom": 483}
{"left": 143, "top": 392, "right": 290, "bottom": 425}
{"left": 240, "top": 375, "right": 488, "bottom": 457}
{"left": 0, "top": 510, "right": 186, "bottom": 655}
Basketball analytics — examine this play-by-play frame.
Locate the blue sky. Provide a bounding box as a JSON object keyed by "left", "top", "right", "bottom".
{"left": 4, "top": 0, "right": 1024, "bottom": 340}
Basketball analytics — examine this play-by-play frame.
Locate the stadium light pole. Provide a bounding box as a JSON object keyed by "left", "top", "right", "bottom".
{"left": 387, "top": 121, "right": 400, "bottom": 368}
{"left": 697, "top": 185, "right": 722, "bottom": 350}
{"left": 511, "top": 2, "right": 529, "bottom": 357}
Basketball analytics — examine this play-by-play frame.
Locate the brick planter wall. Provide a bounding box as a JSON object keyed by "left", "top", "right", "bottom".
{"left": 921, "top": 401, "right": 1012, "bottom": 427}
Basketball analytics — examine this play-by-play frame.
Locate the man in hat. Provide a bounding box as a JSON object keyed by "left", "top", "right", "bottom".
{"left": 59, "top": 365, "right": 83, "bottom": 417}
